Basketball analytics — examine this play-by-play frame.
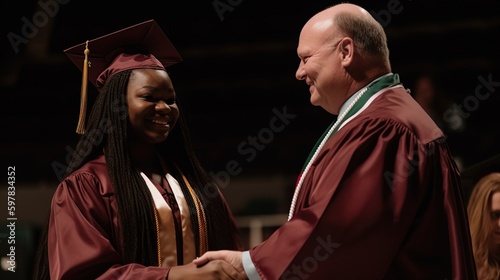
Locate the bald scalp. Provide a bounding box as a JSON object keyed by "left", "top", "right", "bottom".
{"left": 314, "top": 3, "right": 390, "bottom": 64}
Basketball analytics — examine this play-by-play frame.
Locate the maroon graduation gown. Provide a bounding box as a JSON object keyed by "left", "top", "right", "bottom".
{"left": 47, "top": 155, "right": 239, "bottom": 279}
{"left": 249, "top": 86, "right": 477, "bottom": 279}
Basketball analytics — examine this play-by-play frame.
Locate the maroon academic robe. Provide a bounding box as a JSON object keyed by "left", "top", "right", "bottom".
{"left": 249, "top": 86, "right": 477, "bottom": 279}
{"left": 47, "top": 155, "right": 239, "bottom": 279}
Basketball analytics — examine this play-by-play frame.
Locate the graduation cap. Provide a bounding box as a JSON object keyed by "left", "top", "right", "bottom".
{"left": 461, "top": 153, "right": 500, "bottom": 202}
{"left": 64, "top": 19, "right": 183, "bottom": 134}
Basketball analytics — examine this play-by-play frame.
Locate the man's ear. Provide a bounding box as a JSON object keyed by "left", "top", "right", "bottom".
{"left": 339, "top": 38, "right": 355, "bottom": 67}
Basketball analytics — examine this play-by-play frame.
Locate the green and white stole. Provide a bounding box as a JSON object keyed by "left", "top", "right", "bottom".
{"left": 287, "top": 73, "right": 401, "bottom": 220}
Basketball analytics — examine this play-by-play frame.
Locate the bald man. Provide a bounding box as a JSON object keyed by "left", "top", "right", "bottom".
{"left": 194, "top": 3, "right": 477, "bottom": 279}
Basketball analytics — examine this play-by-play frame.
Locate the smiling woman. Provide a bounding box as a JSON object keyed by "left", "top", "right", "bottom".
{"left": 126, "top": 69, "right": 179, "bottom": 146}
{"left": 31, "top": 19, "right": 244, "bottom": 280}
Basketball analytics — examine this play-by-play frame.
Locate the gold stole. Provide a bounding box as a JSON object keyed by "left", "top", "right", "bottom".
{"left": 141, "top": 169, "right": 208, "bottom": 267}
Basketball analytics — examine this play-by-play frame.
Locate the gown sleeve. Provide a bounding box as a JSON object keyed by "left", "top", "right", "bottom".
{"left": 249, "top": 117, "right": 474, "bottom": 279}
{"left": 48, "top": 171, "right": 170, "bottom": 280}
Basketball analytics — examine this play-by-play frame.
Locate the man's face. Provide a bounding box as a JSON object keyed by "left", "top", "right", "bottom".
{"left": 295, "top": 21, "right": 347, "bottom": 115}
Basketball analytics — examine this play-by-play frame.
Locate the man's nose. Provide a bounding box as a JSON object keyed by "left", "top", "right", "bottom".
{"left": 295, "top": 62, "right": 306, "bottom": 80}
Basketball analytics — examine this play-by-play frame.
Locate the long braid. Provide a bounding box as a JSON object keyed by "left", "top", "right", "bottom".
{"left": 157, "top": 105, "right": 202, "bottom": 253}
{"left": 177, "top": 113, "right": 241, "bottom": 250}
{"left": 177, "top": 121, "right": 238, "bottom": 250}
{"left": 102, "top": 71, "right": 158, "bottom": 265}
{"left": 32, "top": 71, "right": 158, "bottom": 280}
{"left": 159, "top": 99, "right": 242, "bottom": 251}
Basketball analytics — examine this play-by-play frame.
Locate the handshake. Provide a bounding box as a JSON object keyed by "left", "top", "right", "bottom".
{"left": 168, "top": 251, "right": 248, "bottom": 280}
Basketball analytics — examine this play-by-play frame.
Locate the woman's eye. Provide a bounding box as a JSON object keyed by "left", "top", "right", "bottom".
{"left": 142, "top": 95, "right": 155, "bottom": 101}
{"left": 165, "top": 98, "right": 176, "bottom": 105}
{"left": 491, "top": 212, "right": 500, "bottom": 219}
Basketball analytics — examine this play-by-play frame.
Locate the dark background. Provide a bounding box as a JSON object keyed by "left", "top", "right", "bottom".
{"left": 1, "top": 0, "right": 500, "bottom": 278}
{"left": 2, "top": 0, "right": 500, "bottom": 185}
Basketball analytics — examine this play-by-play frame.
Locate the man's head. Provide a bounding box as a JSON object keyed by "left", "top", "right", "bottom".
{"left": 295, "top": 3, "right": 391, "bottom": 114}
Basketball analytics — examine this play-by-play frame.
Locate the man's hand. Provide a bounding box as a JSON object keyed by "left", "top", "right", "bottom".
{"left": 168, "top": 261, "right": 246, "bottom": 280}
{"left": 192, "top": 250, "right": 246, "bottom": 277}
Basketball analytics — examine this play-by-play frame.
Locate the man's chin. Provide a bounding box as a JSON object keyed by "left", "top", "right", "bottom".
{"left": 310, "top": 95, "right": 320, "bottom": 106}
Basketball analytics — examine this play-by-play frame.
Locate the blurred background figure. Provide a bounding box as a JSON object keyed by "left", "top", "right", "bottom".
{"left": 413, "top": 75, "right": 445, "bottom": 127}
{"left": 467, "top": 172, "right": 500, "bottom": 280}
{"left": 412, "top": 74, "right": 466, "bottom": 170}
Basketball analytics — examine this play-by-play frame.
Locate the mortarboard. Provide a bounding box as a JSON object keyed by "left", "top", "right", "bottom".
{"left": 63, "top": 19, "right": 183, "bottom": 134}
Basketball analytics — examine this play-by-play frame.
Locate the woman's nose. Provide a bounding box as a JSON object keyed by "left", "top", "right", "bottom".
{"left": 155, "top": 100, "right": 171, "bottom": 112}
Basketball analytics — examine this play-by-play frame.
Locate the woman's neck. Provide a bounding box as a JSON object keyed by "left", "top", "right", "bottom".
{"left": 129, "top": 142, "right": 162, "bottom": 177}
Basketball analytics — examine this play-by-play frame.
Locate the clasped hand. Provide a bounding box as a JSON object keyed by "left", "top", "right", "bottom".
{"left": 168, "top": 250, "right": 247, "bottom": 280}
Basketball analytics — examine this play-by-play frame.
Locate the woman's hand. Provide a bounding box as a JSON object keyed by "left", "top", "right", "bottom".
{"left": 168, "top": 260, "right": 246, "bottom": 280}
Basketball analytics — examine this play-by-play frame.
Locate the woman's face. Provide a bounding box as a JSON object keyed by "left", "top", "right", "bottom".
{"left": 490, "top": 192, "right": 500, "bottom": 247}
{"left": 126, "top": 69, "right": 179, "bottom": 145}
